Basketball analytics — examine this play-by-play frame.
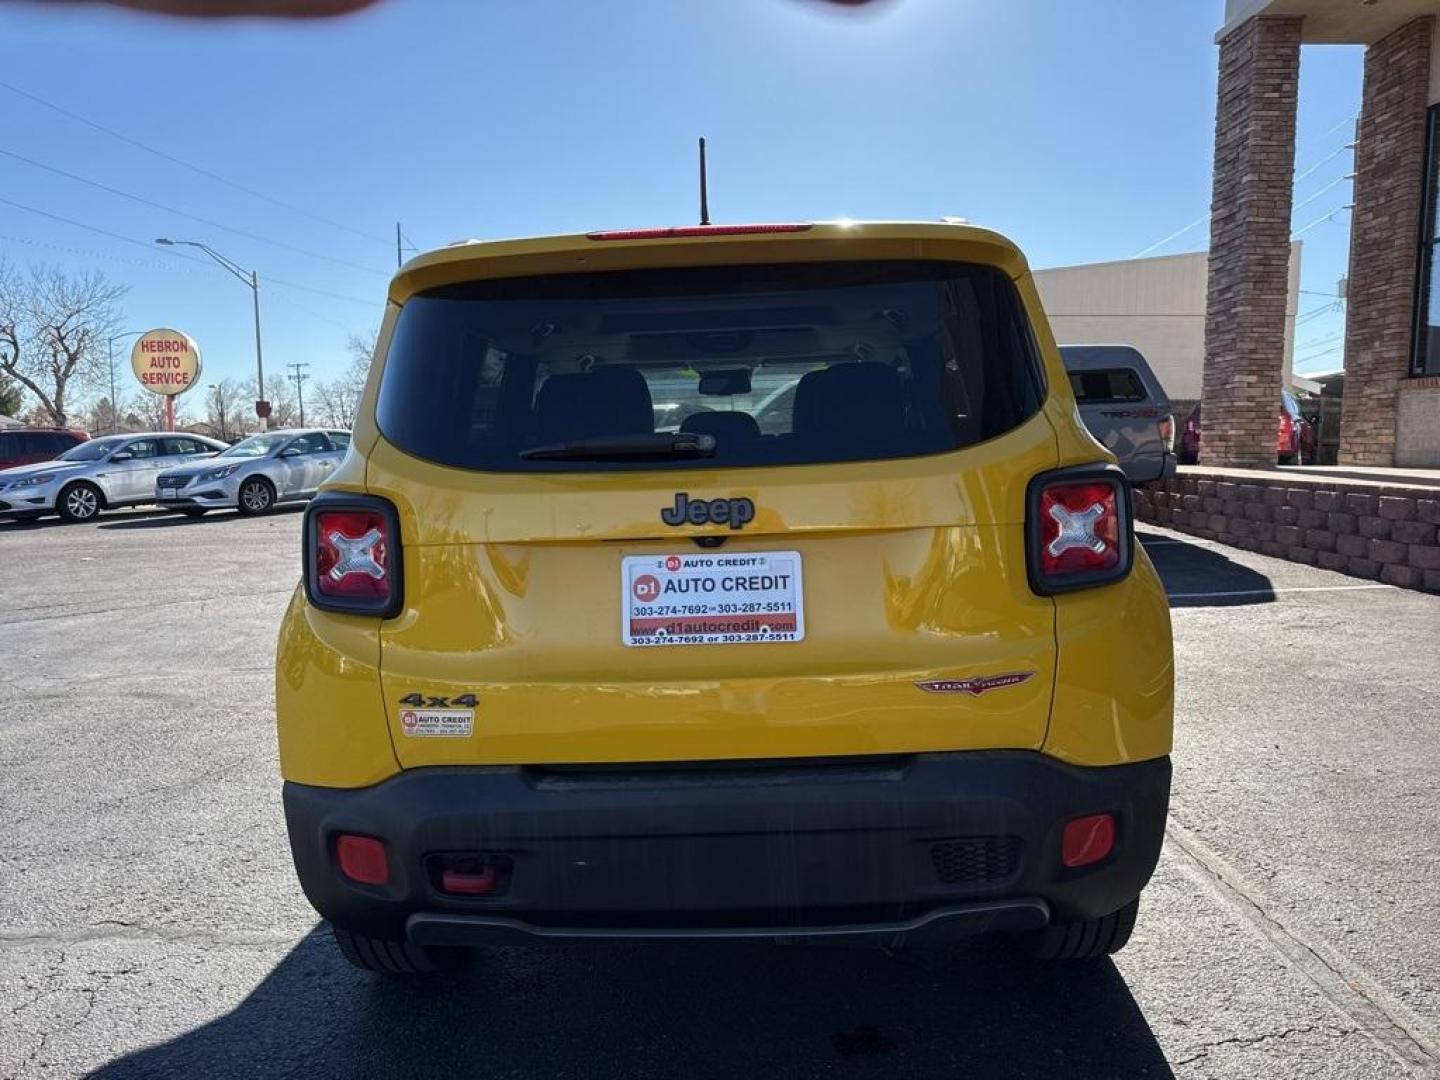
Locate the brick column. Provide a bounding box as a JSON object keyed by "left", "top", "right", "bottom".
{"left": 1339, "top": 16, "right": 1434, "bottom": 467}
{"left": 1201, "top": 16, "right": 1302, "bottom": 468}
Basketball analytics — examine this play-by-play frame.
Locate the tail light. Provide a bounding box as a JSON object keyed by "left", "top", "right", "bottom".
{"left": 1277, "top": 412, "right": 1295, "bottom": 452}
{"left": 1026, "top": 466, "right": 1133, "bottom": 595}
{"left": 303, "top": 494, "right": 403, "bottom": 617}
{"left": 1158, "top": 414, "right": 1175, "bottom": 452}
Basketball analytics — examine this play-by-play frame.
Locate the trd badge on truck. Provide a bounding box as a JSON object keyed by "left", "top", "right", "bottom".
{"left": 661, "top": 493, "right": 755, "bottom": 530}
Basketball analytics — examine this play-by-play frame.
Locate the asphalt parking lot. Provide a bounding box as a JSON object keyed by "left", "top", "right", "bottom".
{"left": 1, "top": 509, "right": 1437, "bottom": 1079}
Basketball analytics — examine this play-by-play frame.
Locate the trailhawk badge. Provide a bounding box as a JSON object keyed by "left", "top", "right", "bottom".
{"left": 915, "top": 672, "right": 1037, "bottom": 696}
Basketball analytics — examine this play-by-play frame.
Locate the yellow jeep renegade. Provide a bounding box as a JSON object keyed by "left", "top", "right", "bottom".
{"left": 277, "top": 220, "right": 1173, "bottom": 974}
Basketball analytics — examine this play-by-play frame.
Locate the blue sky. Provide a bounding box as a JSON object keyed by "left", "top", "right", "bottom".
{"left": 1, "top": 0, "right": 1361, "bottom": 405}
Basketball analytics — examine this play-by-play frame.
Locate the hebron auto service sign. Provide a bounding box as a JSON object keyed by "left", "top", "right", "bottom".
{"left": 131, "top": 329, "right": 201, "bottom": 396}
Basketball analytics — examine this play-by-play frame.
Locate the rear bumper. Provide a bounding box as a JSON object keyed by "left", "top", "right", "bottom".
{"left": 156, "top": 484, "right": 239, "bottom": 509}
{"left": 283, "top": 751, "right": 1170, "bottom": 946}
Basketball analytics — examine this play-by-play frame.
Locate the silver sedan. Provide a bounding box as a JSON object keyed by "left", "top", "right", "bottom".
{"left": 0, "top": 432, "right": 226, "bottom": 523}
{"left": 155, "top": 429, "right": 351, "bottom": 516}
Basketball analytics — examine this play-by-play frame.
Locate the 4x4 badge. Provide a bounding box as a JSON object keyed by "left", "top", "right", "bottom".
{"left": 915, "top": 672, "right": 1036, "bottom": 696}
{"left": 661, "top": 493, "right": 755, "bottom": 530}
{"left": 398, "top": 692, "right": 478, "bottom": 708}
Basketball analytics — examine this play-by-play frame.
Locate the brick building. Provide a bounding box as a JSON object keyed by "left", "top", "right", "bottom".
{"left": 1206, "top": 1, "right": 1440, "bottom": 468}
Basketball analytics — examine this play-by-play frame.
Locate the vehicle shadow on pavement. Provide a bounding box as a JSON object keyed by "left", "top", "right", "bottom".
{"left": 1139, "top": 531, "right": 1276, "bottom": 608}
{"left": 97, "top": 505, "right": 305, "bottom": 530}
{"left": 87, "top": 924, "right": 1174, "bottom": 1079}
{"left": 0, "top": 509, "right": 162, "bottom": 530}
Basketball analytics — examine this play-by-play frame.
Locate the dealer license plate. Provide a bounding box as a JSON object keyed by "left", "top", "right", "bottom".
{"left": 621, "top": 551, "right": 804, "bottom": 647}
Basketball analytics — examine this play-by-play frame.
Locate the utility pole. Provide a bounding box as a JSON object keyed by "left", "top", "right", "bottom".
{"left": 288, "top": 362, "right": 310, "bottom": 427}
{"left": 396, "top": 222, "right": 403, "bottom": 269}
{"left": 209, "top": 383, "right": 226, "bottom": 442}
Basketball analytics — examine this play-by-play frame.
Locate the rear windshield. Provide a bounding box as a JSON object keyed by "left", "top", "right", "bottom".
{"left": 1067, "top": 369, "right": 1148, "bottom": 404}
{"left": 377, "top": 260, "right": 1045, "bottom": 472}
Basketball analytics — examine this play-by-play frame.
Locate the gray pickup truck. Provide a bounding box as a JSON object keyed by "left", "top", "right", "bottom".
{"left": 1060, "top": 344, "right": 1177, "bottom": 485}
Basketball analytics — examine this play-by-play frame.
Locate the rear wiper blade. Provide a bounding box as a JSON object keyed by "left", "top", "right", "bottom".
{"left": 518, "top": 433, "right": 717, "bottom": 461}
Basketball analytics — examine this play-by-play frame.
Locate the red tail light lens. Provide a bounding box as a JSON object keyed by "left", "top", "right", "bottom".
{"left": 1277, "top": 412, "right": 1295, "bottom": 452}
{"left": 586, "top": 223, "right": 812, "bottom": 241}
{"left": 304, "top": 496, "right": 402, "bottom": 617}
{"left": 1158, "top": 415, "right": 1174, "bottom": 452}
{"left": 1026, "top": 468, "right": 1133, "bottom": 594}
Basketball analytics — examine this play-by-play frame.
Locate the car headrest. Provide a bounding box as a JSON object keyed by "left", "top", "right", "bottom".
{"left": 792, "top": 362, "right": 905, "bottom": 438}
{"left": 680, "top": 410, "right": 762, "bottom": 443}
{"left": 533, "top": 368, "right": 654, "bottom": 444}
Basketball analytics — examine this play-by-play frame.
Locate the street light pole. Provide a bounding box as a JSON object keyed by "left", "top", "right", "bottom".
{"left": 154, "top": 238, "right": 268, "bottom": 430}
{"left": 105, "top": 330, "right": 145, "bottom": 434}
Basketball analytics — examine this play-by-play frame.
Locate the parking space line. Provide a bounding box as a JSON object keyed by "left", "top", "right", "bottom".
{"left": 1166, "top": 584, "right": 1394, "bottom": 601}
{"left": 1164, "top": 821, "right": 1440, "bottom": 1075}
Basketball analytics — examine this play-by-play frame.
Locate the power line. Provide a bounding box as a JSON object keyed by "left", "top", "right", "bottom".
{"left": 0, "top": 77, "right": 391, "bottom": 247}
{"left": 1292, "top": 141, "right": 1353, "bottom": 188}
{"left": 1294, "top": 304, "right": 1342, "bottom": 328}
{"left": 1132, "top": 214, "right": 1209, "bottom": 259}
{"left": 1130, "top": 115, "right": 1357, "bottom": 260}
{"left": 1291, "top": 172, "right": 1353, "bottom": 216}
{"left": 0, "top": 195, "right": 377, "bottom": 307}
{"left": 1292, "top": 203, "right": 1352, "bottom": 240}
{"left": 0, "top": 147, "right": 388, "bottom": 278}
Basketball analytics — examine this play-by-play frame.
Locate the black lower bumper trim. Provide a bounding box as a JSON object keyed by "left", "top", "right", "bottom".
{"left": 284, "top": 751, "right": 1170, "bottom": 944}
{"left": 407, "top": 898, "right": 1050, "bottom": 946}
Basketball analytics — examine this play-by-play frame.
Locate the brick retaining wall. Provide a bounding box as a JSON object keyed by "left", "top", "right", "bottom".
{"left": 1137, "top": 471, "right": 1440, "bottom": 593}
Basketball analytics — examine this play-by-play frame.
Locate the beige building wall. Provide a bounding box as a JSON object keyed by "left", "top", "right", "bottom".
{"left": 1033, "top": 244, "right": 1301, "bottom": 402}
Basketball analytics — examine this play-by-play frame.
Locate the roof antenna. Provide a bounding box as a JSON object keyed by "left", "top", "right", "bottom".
{"left": 698, "top": 136, "right": 711, "bottom": 226}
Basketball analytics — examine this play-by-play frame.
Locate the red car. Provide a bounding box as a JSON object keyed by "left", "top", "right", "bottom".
{"left": 0, "top": 427, "right": 90, "bottom": 471}
{"left": 1179, "top": 391, "right": 1315, "bottom": 465}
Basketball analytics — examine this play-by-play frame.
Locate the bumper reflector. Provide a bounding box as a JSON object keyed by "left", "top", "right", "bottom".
{"left": 1061, "top": 813, "right": 1116, "bottom": 869}
{"left": 335, "top": 834, "right": 389, "bottom": 886}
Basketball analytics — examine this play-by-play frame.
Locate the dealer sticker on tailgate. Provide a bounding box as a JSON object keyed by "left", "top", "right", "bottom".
{"left": 622, "top": 552, "right": 805, "bottom": 647}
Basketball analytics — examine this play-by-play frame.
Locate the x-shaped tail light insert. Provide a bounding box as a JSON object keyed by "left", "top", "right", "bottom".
{"left": 326, "top": 527, "right": 386, "bottom": 581}
{"left": 1046, "top": 501, "right": 1109, "bottom": 558}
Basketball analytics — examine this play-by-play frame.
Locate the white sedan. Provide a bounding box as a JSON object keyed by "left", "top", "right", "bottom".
{"left": 0, "top": 432, "right": 226, "bottom": 523}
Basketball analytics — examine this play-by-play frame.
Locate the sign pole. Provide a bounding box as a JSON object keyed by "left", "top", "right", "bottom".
{"left": 164, "top": 396, "right": 176, "bottom": 432}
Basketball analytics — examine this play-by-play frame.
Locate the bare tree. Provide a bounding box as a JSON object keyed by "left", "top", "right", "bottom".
{"left": 125, "top": 392, "right": 168, "bottom": 431}
{"left": 308, "top": 329, "right": 374, "bottom": 428}
{"left": 244, "top": 374, "right": 298, "bottom": 428}
{"left": 0, "top": 261, "right": 127, "bottom": 427}
{"left": 203, "top": 377, "right": 252, "bottom": 441}
{"left": 86, "top": 396, "right": 123, "bottom": 434}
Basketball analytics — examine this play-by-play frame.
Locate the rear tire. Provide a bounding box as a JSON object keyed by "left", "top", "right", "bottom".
{"left": 237, "top": 477, "right": 275, "bottom": 516}
{"left": 1017, "top": 896, "right": 1139, "bottom": 961}
{"left": 57, "top": 482, "right": 103, "bottom": 523}
{"left": 331, "top": 926, "right": 457, "bottom": 976}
